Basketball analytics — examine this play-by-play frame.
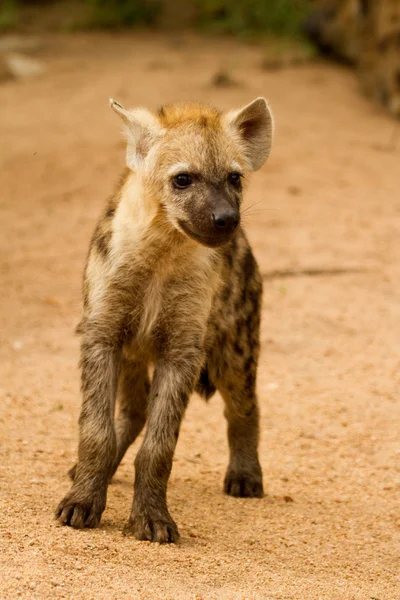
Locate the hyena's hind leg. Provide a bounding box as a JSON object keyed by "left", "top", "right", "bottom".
{"left": 211, "top": 264, "right": 263, "bottom": 497}
{"left": 214, "top": 353, "right": 263, "bottom": 498}
{"left": 69, "top": 357, "right": 149, "bottom": 482}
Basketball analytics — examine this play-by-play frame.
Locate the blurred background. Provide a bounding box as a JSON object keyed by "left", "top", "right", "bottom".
{"left": 0, "top": 0, "right": 399, "bottom": 117}
{"left": 1, "top": 2, "right": 399, "bottom": 599}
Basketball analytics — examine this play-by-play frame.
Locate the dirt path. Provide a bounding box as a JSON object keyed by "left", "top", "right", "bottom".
{"left": 0, "top": 32, "right": 399, "bottom": 600}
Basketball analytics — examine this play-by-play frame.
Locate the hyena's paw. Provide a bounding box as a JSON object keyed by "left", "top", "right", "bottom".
{"left": 224, "top": 467, "right": 264, "bottom": 498}
{"left": 55, "top": 487, "right": 106, "bottom": 529}
{"left": 123, "top": 511, "right": 180, "bottom": 543}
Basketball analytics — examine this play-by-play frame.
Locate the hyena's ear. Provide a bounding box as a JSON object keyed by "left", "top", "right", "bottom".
{"left": 110, "top": 98, "right": 160, "bottom": 170}
{"left": 223, "top": 97, "right": 274, "bottom": 171}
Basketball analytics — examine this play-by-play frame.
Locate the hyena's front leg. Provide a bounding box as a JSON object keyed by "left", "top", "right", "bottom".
{"left": 56, "top": 329, "right": 121, "bottom": 528}
{"left": 67, "top": 357, "right": 149, "bottom": 482}
{"left": 110, "top": 357, "right": 150, "bottom": 479}
{"left": 124, "top": 352, "right": 202, "bottom": 543}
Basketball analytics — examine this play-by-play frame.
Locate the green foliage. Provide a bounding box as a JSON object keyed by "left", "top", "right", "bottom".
{"left": 0, "top": 0, "right": 312, "bottom": 38}
{"left": 195, "top": 0, "right": 312, "bottom": 39}
{"left": 85, "top": 0, "right": 161, "bottom": 28}
{"left": 0, "top": 0, "right": 18, "bottom": 31}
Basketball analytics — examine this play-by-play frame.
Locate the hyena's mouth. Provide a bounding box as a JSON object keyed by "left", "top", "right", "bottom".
{"left": 177, "top": 219, "right": 239, "bottom": 248}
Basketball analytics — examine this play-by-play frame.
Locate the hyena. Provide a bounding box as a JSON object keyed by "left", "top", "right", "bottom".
{"left": 56, "top": 97, "right": 274, "bottom": 543}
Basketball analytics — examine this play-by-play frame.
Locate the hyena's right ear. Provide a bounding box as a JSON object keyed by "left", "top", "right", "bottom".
{"left": 110, "top": 99, "right": 160, "bottom": 170}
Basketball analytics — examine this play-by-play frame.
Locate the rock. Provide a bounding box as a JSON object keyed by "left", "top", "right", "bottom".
{"left": 4, "top": 53, "right": 45, "bottom": 79}
{"left": 283, "top": 495, "right": 294, "bottom": 503}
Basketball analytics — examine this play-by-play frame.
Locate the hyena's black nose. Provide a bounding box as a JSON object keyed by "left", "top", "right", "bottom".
{"left": 212, "top": 209, "right": 240, "bottom": 234}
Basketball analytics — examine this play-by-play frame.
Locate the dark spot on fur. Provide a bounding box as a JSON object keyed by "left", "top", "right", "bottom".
{"left": 223, "top": 233, "right": 240, "bottom": 269}
{"left": 225, "top": 250, "right": 233, "bottom": 269}
{"left": 213, "top": 322, "right": 221, "bottom": 337}
{"left": 240, "top": 249, "right": 257, "bottom": 303}
{"left": 245, "top": 371, "right": 255, "bottom": 395}
{"left": 231, "top": 232, "right": 239, "bottom": 251}
{"left": 155, "top": 327, "right": 169, "bottom": 353}
{"left": 242, "top": 248, "right": 256, "bottom": 281}
{"left": 248, "top": 288, "right": 260, "bottom": 309}
{"left": 158, "top": 106, "right": 165, "bottom": 117}
{"left": 378, "top": 38, "right": 390, "bottom": 53}
{"left": 245, "top": 313, "right": 254, "bottom": 333}
{"left": 192, "top": 333, "right": 202, "bottom": 351}
{"left": 244, "top": 356, "right": 254, "bottom": 373}
{"left": 95, "top": 231, "right": 110, "bottom": 258}
{"left": 236, "top": 319, "right": 244, "bottom": 338}
{"left": 219, "top": 331, "right": 228, "bottom": 349}
{"left": 221, "top": 285, "right": 230, "bottom": 303}
{"left": 234, "top": 341, "right": 244, "bottom": 356}
{"left": 106, "top": 207, "right": 115, "bottom": 218}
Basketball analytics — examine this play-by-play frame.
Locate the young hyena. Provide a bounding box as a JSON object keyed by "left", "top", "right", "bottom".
{"left": 55, "top": 97, "right": 274, "bottom": 543}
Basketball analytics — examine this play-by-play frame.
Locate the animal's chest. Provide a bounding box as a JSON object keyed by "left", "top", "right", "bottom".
{"left": 128, "top": 253, "right": 218, "bottom": 356}
{"left": 135, "top": 273, "right": 168, "bottom": 343}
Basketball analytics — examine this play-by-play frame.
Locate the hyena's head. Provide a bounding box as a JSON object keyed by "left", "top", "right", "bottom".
{"left": 111, "top": 98, "right": 273, "bottom": 247}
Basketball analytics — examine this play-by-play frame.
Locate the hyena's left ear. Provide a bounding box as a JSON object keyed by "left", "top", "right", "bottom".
{"left": 223, "top": 97, "right": 274, "bottom": 171}
{"left": 110, "top": 98, "right": 160, "bottom": 170}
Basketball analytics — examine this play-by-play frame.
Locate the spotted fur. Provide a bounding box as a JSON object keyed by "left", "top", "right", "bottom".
{"left": 56, "top": 97, "right": 274, "bottom": 543}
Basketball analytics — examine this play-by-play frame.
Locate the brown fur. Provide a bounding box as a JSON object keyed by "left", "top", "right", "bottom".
{"left": 56, "top": 97, "right": 274, "bottom": 543}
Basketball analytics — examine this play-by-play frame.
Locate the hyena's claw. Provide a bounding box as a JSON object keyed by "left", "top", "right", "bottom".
{"left": 55, "top": 490, "right": 105, "bottom": 529}
{"left": 224, "top": 469, "right": 264, "bottom": 498}
{"left": 123, "top": 513, "right": 180, "bottom": 544}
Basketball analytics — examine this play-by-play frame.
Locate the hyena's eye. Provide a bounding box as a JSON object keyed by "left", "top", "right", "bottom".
{"left": 228, "top": 172, "right": 242, "bottom": 188}
{"left": 173, "top": 173, "right": 192, "bottom": 189}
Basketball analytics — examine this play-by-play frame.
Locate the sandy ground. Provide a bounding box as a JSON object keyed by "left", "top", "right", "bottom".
{"left": 0, "top": 32, "right": 399, "bottom": 600}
